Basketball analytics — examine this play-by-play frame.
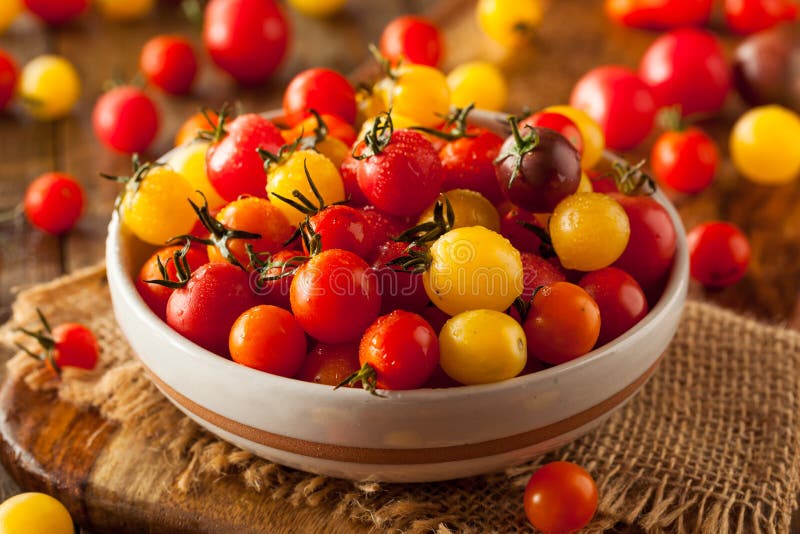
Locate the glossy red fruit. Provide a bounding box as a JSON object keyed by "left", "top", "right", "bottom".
{"left": 296, "top": 342, "right": 360, "bottom": 386}
{"left": 687, "top": 221, "right": 750, "bottom": 287}
{"left": 498, "top": 203, "right": 546, "bottom": 254}
{"left": 570, "top": 65, "right": 657, "bottom": 150}
{"left": 283, "top": 68, "right": 356, "bottom": 125}
{"left": 24, "top": 172, "right": 85, "bottom": 235}
{"left": 203, "top": 0, "right": 290, "bottom": 85}
{"left": 308, "top": 205, "right": 371, "bottom": 257}
{"left": 724, "top": 0, "right": 797, "bottom": 35}
{"left": 136, "top": 245, "right": 209, "bottom": 320}
{"left": 24, "top": 0, "right": 88, "bottom": 25}
{"left": 521, "top": 111, "right": 584, "bottom": 156}
{"left": 50, "top": 323, "right": 98, "bottom": 370}
{"left": 651, "top": 126, "right": 718, "bottom": 194}
{"left": 379, "top": 15, "right": 443, "bottom": 67}
{"left": 92, "top": 86, "right": 159, "bottom": 154}
{"left": 229, "top": 305, "right": 307, "bottom": 377}
{"left": 0, "top": 50, "right": 17, "bottom": 111}
{"left": 140, "top": 35, "right": 197, "bottom": 95}
{"left": 359, "top": 206, "right": 410, "bottom": 258}
{"left": 605, "top": 0, "right": 713, "bottom": 30}
{"left": 339, "top": 154, "right": 370, "bottom": 207}
{"left": 371, "top": 240, "right": 429, "bottom": 314}
{"left": 579, "top": 267, "right": 648, "bottom": 346}
{"left": 524, "top": 461, "right": 598, "bottom": 534}
{"left": 520, "top": 252, "right": 567, "bottom": 300}
{"left": 252, "top": 248, "right": 302, "bottom": 310}
{"left": 439, "top": 127, "right": 505, "bottom": 205}
{"left": 639, "top": 29, "right": 731, "bottom": 117}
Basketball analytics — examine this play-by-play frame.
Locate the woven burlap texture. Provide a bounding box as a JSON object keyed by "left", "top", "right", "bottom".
{"left": 3, "top": 264, "right": 799, "bottom": 533}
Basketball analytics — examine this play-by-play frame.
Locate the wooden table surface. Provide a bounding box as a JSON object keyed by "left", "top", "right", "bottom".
{"left": 0, "top": 0, "right": 798, "bottom": 528}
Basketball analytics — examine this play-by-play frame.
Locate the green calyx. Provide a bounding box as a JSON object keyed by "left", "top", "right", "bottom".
{"left": 354, "top": 112, "right": 394, "bottom": 160}
{"left": 100, "top": 154, "right": 160, "bottom": 211}
{"left": 494, "top": 115, "right": 539, "bottom": 188}
{"left": 14, "top": 308, "right": 61, "bottom": 375}
{"left": 610, "top": 159, "right": 656, "bottom": 196}
{"left": 335, "top": 362, "right": 385, "bottom": 397}
{"left": 145, "top": 239, "right": 194, "bottom": 289}
{"left": 388, "top": 195, "right": 456, "bottom": 274}
{"left": 410, "top": 103, "right": 478, "bottom": 142}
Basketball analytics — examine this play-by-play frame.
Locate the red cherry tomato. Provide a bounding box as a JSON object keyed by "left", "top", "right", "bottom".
{"left": 290, "top": 249, "right": 381, "bottom": 343}
{"left": 92, "top": 86, "right": 160, "bottom": 154}
{"left": 306, "top": 205, "right": 371, "bottom": 257}
{"left": 203, "top": 0, "right": 290, "bottom": 85}
{"left": 49, "top": 323, "right": 98, "bottom": 370}
{"left": 354, "top": 310, "right": 439, "bottom": 391}
{"left": 379, "top": 15, "right": 443, "bottom": 67}
{"left": 206, "top": 113, "right": 285, "bottom": 201}
{"left": 140, "top": 35, "right": 197, "bottom": 95}
{"left": 135, "top": 245, "right": 209, "bottom": 320}
{"left": 570, "top": 65, "right": 656, "bottom": 150}
{"left": 520, "top": 252, "right": 567, "bottom": 300}
{"left": 252, "top": 248, "right": 303, "bottom": 310}
{"left": 579, "top": 267, "right": 648, "bottom": 346}
{"left": 524, "top": 461, "right": 598, "bottom": 534}
{"left": 166, "top": 262, "right": 261, "bottom": 356}
{"left": 498, "top": 203, "right": 546, "bottom": 254}
{"left": 371, "top": 240, "right": 430, "bottom": 314}
{"left": 340, "top": 154, "right": 370, "bottom": 207}
{"left": 24, "top": 0, "right": 88, "bottom": 25}
{"left": 359, "top": 205, "right": 410, "bottom": 257}
{"left": 687, "top": 221, "right": 750, "bottom": 287}
{"left": 651, "top": 126, "right": 718, "bottom": 194}
{"left": 610, "top": 194, "right": 677, "bottom": 293}
{"left": 296, "top": 342, "right": 360, "bottom": 386}
{"left": 0, "top": 50, "right": 17, "bottom": 111}
{"left": 724, "top": 0, "right": 797, "bottom": 35}
{"left": 283, "top": 68, "right": 356, "bottom": 125}
{"left": 23, "top": 172, "right": 84, "bottom": 235}
{"left": 287, "top": 113, "right": 357, "bottom": 146}
{"left": 639, "top": 29, "right": 731, "bottom": 117}
{"left": 439, "top": 127, "right": 505, "bottom": 205}
{"left": 521, "top": 111, "right": 584, "bottom": 156}
{"left": 604, "top": 0, "right": 713, "bottom": 30}
{"left": 229, "top": 305, "right": 307, "bottom": 377}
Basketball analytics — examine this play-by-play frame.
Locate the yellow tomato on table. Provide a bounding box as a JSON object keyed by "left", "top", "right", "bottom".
{"left": 477, "top": 0, "right": 542, "bottom": 48}
{"left": 288, "top": 0, "right": 347, "bottom": 17}
{"left": 95, "top": 0, "right": 155, "bottom": 21}
{"left": 0, "top": 492, "right": 73, "bottom": 534}
{"left": 18, "top": 55, "right": 81, "bottom": 121}
{"left": 730, "top": 105, "right": 800, "bottom": 185}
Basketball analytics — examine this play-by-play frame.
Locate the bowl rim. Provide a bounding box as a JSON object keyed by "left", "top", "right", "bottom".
{"left": 106, "top": 108, "right": 689, "bottom": 403}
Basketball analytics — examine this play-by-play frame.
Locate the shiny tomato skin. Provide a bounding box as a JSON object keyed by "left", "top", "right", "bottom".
{"left": 379, "top": 15, "right": 443, "bottom": 67}
{"left": 206, "top": 113, "right": 285, "bottom": 201}
{"left": 23, "top": 172, "right": 84, "bottom": 235}
{"left": 229, "top": 305, "right": 307, "bottom": 377}
{"left": 639, "top": 28, "right": 731, "bottom": 117}
{"left": 51, "top": 323, "right": 99, "bottom": 370}
{"left": 439, "top": 127, "right": 505, "bottom": 205}
{"left": 570, "top": 65, "right": 656, "bottom": 150}
{"left": 524, "top": 461, "right": 598, "bottom": 534}
{"left": 605, "top": 0, "right": 713, "bottom": 30}
{"left": 166, "top": 262, "right": 261, "bottom": 357}
{"left": 296, "top": 342, "right": 360, "bottom": 386}
{"left": 358, "top": 310, "right": 439, "bottom": 390}
{"left": 498, "top": 203, "right": 545, "bottom": 254}
{"left": 360, "top": 205, "right": 410, "bottom": 257}
{"left": 520, "top": 252, "right": 567, "bottom": 300}
{"left": 339, "top": 154, "right": 370, "bottom": 207}
{"left": 253, "top": 248, "right": 302, "bottom": 309}
{"left": 92, "top": 86, "right": 159, "bottom": 154}
{"left": 140, "top": 35, "right": 197, "bottom": 95}
{"left": 0, "top": 50, "right": 17, "bottom": 111}
{"left": 203, "top": 0, "right": 289, "bottom": 85}
{"left": 687, "top": 221, "right": 750, "bottom": 287}
{"left": 290, "top": 249, "right": 381, "bottom": 343}
{"left": 24, "top": 0, "right": 88, "bottom": 25}
{"left": 371, "top": 240, "right": 430, "bottom": 314}
{"left": 724, "top": 0, "right": 797, "bottom": 35}
{"left": 308, "top": 205, "right": 371, "bottom": 257}
{"left": 651, "top": 126, "right": 718, "bottom": 194}
{"left": 579, "top": 267, "right": 648, "bottom": 346}
{"left": 521, "top": 112, "right": 584, "bottom": 156}
{"left": 288, "top": 113, "right": 357, "bottom": 146}
{"left": 136, "top": 245, "right": 209, "bottom": 320}
{"left": 283, "top": 68, "right": 356, "bottom": 125}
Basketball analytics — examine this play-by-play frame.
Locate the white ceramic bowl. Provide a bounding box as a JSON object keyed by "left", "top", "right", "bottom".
{"left": 105, "top": 110, "right": 689, "bottom": 482}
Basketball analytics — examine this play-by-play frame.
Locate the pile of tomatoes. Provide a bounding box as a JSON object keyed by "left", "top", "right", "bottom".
{"left": 116, "top": 52, "right": 678, "bottom": 395}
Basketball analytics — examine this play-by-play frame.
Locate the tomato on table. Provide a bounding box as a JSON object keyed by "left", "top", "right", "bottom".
{"left": 17, "top": 55, "right": 81, "bottom": 121}
{"left": 687, "top": 221, "right": 750, "bottom": 288}
{"left": 23, "top": 172, "right": 84, "bottom": 235}
{"left": 604, "top": 0, "right": 713, "bottom": 30}
{"left": 651, "top": 124, "right": 718, "bottom": 194}
{"left": 477, "top": 0, "right": 542, "bottom": 48}
{"left": 140, "top": 35, "right": 197, "bottom": 95}
{"left": 730, "top": 105, "right": 800, "bottom": 185}
{"left": 17, "top": 309, "right": 99, "bottom": 372}
{"left": 92, "top": 86, "right": 160, "bottom": 154}
{"left": 0, "top": 50, "right": 17, "bottom": 111}
{"left": 724, "top": 0, "right": 797, "bottom": 35}
{"left": 380, "top": 15, "right": 443, "bottom": 67}
{"left": 23, "top": 0, "right": 88, "bottom": 25}
{"left": 524, "top": 461, "right": 598, "bottom": 533}
{"left": 95, "top": 0, "right": 154, "bottom": 21}
{"left": 229, "top": 305, "right": 307, "bottom": 377}
{"left": 0, "top": 492, "right": 74, "bottom": 534}
{"left": 287, "top": 0, "right": 346, "bottom": 17}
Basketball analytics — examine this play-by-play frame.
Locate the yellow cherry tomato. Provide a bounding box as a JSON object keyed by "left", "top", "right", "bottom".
{"left": 314, "top": 136, "right": 349, "bottom": 168}
{"left": 95, "top": 0, "right": 155, "bottom": 21}
{"left": 447, "top": 61, "right": 508, "bottom": 112}
{"left": 439, "top": 309, "right": 527, "bottom": 385}
{"left": 18, "top": 55, "right": 81, "bottom": 121}
{"left": 0, "top": 492, "right": 74, "bottom": 534}
{"left": 550, "top": 192, "right": 630, "bottom": 271}
{"left": 418, "top": 189, "right": 500, "bottom": 232}
{"left": 356, "top": 87, "right": 386, "bottom": 126}
{"left": 477, "top": 0, "right": 543, "bottom": 48}
{"left": 377, "top": 64, "right": 450, "bottom": 128}
{"left": 0, "top": 0, "right": 21, "bottom": 34}
{"left": 544, "top": 105, "right": 605, "bottom": 169}
{"left": 120, "top": 164, "right": 198, "bottom": 246}
{"left": 730, "top": 105, "right": 800, "bottom": 185}
{"left": 424, "top": 226, "right": 523, "bottom": 316}
{"left": 167, "top": 141, "right": 226, "bottom": 211}
{"left": 288, "top": 0, "right": 346, "bottom": 17}
{"left": 267, "top": 149, "right": 345, "bottom": 226}
{"left": 577, "top": 171, "right": 593, "bottom": 193}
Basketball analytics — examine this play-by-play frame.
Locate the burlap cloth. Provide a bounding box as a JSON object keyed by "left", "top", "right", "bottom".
{"left": 2, "top": 264, "right": 799, "bottom": 533}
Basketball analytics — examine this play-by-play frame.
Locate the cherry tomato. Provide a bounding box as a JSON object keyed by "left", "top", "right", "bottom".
{"left": 0, "top": 493, "right": 74, "bottom": 534}
{"left": 175, "top": 110, "right": 219, "bottom": 147}
{"left": 439, "top": 127, "right": 505, "bottom": 204}
{"left": 380, "top": 15, "right": 443, "bottom": 68}
{"left": 19, "top": 310, "right": 99, "bottom": 371}
{"left": 355, "top": 125, "right": 443, "bottom": 217}
{"left": 440, "top": 309, "right": 526, "bottom": 385}
{"left": 498, "top": 202, "right": 546, "bottom": 254}
{"left": 477, "top": 0, "right": 542, "bottom": 48}
{"left": 610, "top": 193, "right": 677, "bottom": 292}
{"left": 207, "top": 113, "right": 285, "bottom": 201}
{"left": 732, "top": 24, "right": 800, "bottom": 110}
{"left": 570, "top": 66, "right": 656, "bottom": 150}
{"left": 24, "top": 0, "right": 87, "bottom": 25}
{"left": 605, "top": 0, "right": 713, "bottom": 30}
{"left": 375, "top": 64, "right": 450, "bottom": 128}
{"left": 639, "top": 29, "right": 731, "bottom": 117}
{"left": 579, "top": 267, "right": 648, "bottom": 346}
{"left": 290, "top": 249, "right": 381, "bottom": 343}
{"left": 524, "top": 461, "right": 598, "bottom": 534}
{"left": 496, "top": 121, "right": 581, "bottom": 213}
{"left": 724, "top": 0, "right": 797, "bottom": 35}
{"left": 543, "top": 105, "right": 605, "bottom": 169}
{"left": 297, "top": 342, "right": 359, "bottom": 385}
{"left": 18, "top": 55, "right": 80, "bottom": 121}
{"left": 0, "top": 0, "right": 21, "bottom": 34}
{"left": 251, "top": 248, "right": 302, "bottom": 309}
{"left": 168, "top": 141, "right": 226, "bottom": 211}
{"left": 23, "top": 172, "right": 84, "bottom": 235}
{"left": 167, "top": 262, "right": 261, "bottom": 356}
{"left": 418, "top": 190, "right": 500, "bottom": 232}
{"left": 520, "top": 252, "right": 567, "bottom": 300}
{"left": 203, "top": 0, "right": 290, "bottom": 85}
{"left": 0, "top": 50, "right": 17, "bottom": 111}
{"left": 730, "top": 105, "right": 800, "bottom": 185}
{"left": 283, "top": 68, "right": 356, "bottom": 125}
{"left": 95, "top": 0, "right": 154, "bottom": 21}
{"left": 285, "top": 112, "right": 357, "bottom": 147}
{"left": 651, "top": 126, "right": 718, "bottom": 194}
{"left": 352, "top": 310, "right": 439, "bottom": 391}
{"left": 140, "top": 35, "right": 197, "bottom": 95}
{"left": 229, "top": 305, "right": 307, "bottom": 377}
{"left": 521, "top": 111, "right": 584, "bottom": 156}
{"left": 136, "top": 245, "right": 209, "bottom": 320}
{"left": 308, "top": 205, "right": 371, "bottom": 257}
{"left": 424, "top": 226, "right": 523, "bottom": 316}
{"left": 447, "top": 61, "right": 508, "bottom": 111}
{"left": 339, "top": 154, "right": 370, "bottom": 207}
{"left": 523, "top": 282, "right": 600, "bottom": 365}
{"left": 287, "top": 0, "right": 346, "bottom": 17}
{"left": 687, "top": 221, "right": 750, "bottom": 287}
{"left": 550, "top": 193, "right": 630, "bottom": 271}
{"left": 359, "top": 205, "right": 409, "bottom": 255}
{"left": 371, "top": 240, "right": 429, "bottom": 314}
{"left": 93, "top": 86, "right": 159, "bottom": 154}
{"left": 209, "top": 197, "right": 293, "bottom": 267}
